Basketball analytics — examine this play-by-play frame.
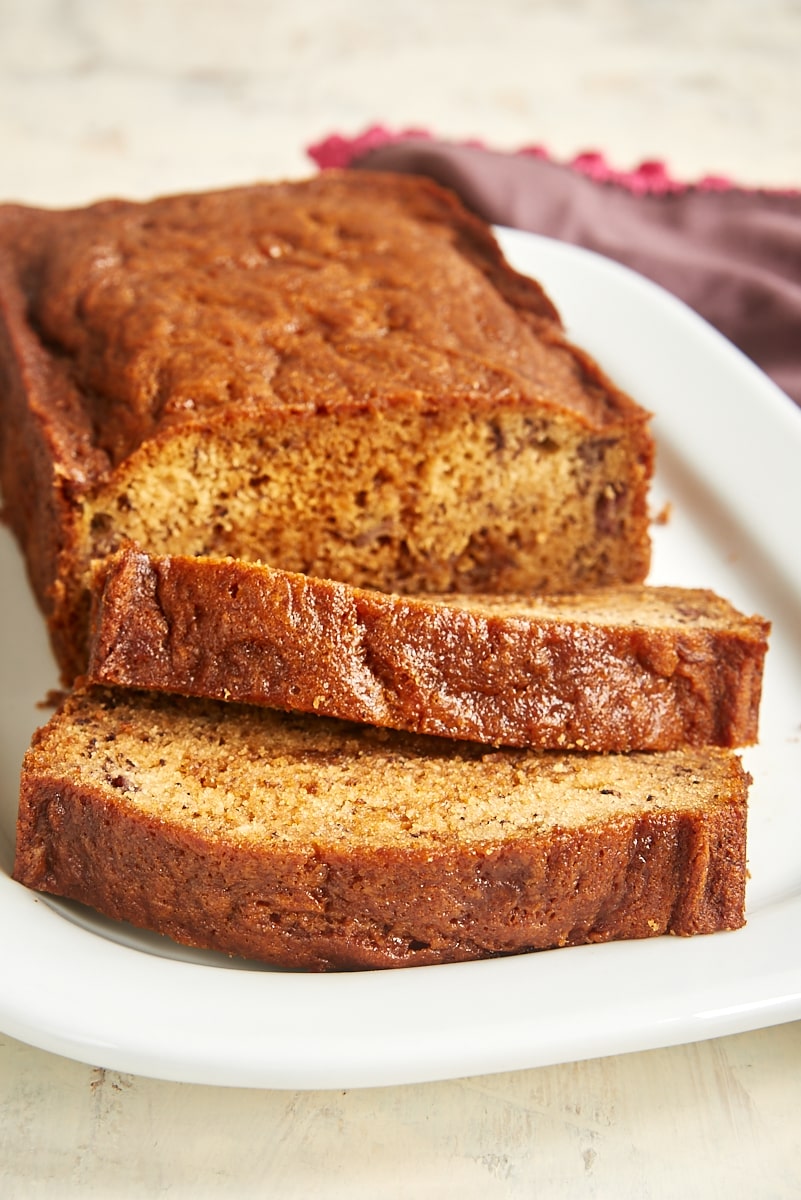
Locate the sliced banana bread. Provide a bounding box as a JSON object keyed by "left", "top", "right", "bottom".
{"left": 87, "top": 546, "right": 769, "bottom": 751}
{"left": 13, "top": 686, "right": 749, "bottom": 971}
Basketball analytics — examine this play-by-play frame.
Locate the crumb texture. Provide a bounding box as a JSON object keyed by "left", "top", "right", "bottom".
{"left": 13, "top": 688, "right": 749, "bottom": 970}
{"left": 0, "top": 173, "right": 654, "bottom": 680}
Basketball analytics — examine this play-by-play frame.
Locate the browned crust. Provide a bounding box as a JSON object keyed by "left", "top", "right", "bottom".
{"left": 13, "top": 756, "right": 748, "bottom": 972}
{"left": 0, "top": 172, "right": 648, "bottom": 485}
{"left": 0, "top": 253, "right": 82, "bottom": 621}
{"left": 0, "top": 173, "right": 654, "bottom": 683}
{"left": 87, "top": 547, "right": 769, "bottom": 751}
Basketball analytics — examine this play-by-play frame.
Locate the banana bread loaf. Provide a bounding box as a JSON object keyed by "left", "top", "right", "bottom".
{"left": 0, "top": 171, "right": 654, "bottom": 683}
{"left": 13, "top": 686, "right": 749, "bottom": 971}
{"left": 88, "top": 546, "right": 769, "bottom": 751}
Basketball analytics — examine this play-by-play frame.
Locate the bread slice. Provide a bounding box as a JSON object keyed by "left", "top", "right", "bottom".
{"left": 87, "top": 546, "right": 769, "bottom": 752}
{"left": 13, "top": 686, "right": 749, "bottom": 971}
{"left": 0, "top": 171, "right": 653, "bottom": 683}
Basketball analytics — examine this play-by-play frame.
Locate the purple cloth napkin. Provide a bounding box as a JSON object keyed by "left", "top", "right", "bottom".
{"left": 309, "top": 132, "right": 801, "bottom": 406}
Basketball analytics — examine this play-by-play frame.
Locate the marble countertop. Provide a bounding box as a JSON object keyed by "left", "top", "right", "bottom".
{"left": 3, "top": 0, "right": 800, "bottom": 207}
{"left": 2, "top": 1, "right": 800, "bottom": 1196}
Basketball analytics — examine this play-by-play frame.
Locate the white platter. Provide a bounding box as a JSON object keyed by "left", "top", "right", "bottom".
{"left": 1, "top": 228, "right": 800, "bottom": 1090}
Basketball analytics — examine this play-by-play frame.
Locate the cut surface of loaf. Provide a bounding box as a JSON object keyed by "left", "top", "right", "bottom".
{"left": 88, "top": 546, "right": 770, "bottom": 751}
{"left": 14, "top": 687, "right": 749, "bottom": 971}
{"left": 0, "top": 171, "right": 653, "bottom": 682}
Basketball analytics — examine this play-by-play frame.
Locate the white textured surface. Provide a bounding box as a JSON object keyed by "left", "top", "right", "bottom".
{"left": 1, "top": 0, "right": 800, "bottom": 206}
{"left": 2, "top": 0, "right": 801, "bottom": 1195}
{"left": 3, "top": 1024, "right": 801, "bottom": 1199}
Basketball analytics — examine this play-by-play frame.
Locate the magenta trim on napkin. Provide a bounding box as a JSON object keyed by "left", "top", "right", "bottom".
{"left": 308, "top": 127, "right": 801, "bottom": 406}
{"left": 308, "top": 125, "right": 739, "bottom": 196}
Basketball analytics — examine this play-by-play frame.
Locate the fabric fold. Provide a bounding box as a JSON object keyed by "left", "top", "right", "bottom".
{"left": 310, "top": 131, "right": 801, "bottom": 406}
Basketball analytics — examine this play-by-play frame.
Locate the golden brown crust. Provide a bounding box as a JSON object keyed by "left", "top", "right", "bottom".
{"left": 87, "top": 547, "right": 769, "bottom": 751}
{"left": 0, "top": 173, "right": 642, "bottom": 475}
{"left": 13, "top": 687, "right": 749, "bottom": 971}
{"left": 0, "top": 173, "right": 654, "bottom": 682}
